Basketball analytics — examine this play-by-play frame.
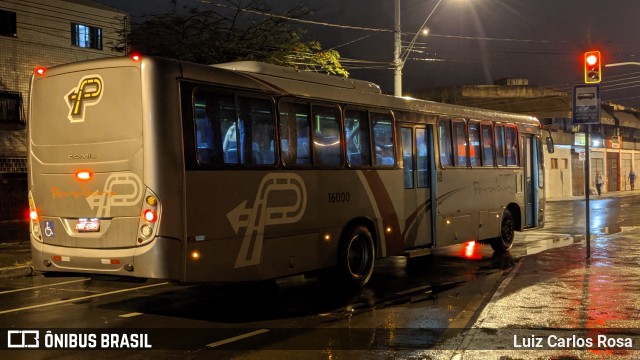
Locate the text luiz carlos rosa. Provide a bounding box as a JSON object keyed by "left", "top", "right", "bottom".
{"left": 514, "top": 334, "right": 633, "bottom": 349}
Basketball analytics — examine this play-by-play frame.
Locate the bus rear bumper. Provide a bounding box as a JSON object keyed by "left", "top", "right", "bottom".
{"left": 30, "top": 236, "right": 183, "bottom": 280}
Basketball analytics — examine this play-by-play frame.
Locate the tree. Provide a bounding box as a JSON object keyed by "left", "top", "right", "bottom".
{"left": 110, "top": 0, "right": 348, "bottom": 77}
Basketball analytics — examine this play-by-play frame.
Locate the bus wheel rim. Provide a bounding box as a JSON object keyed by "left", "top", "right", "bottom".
{"left": 347, "top": 236, "right": 368, "bottom": 277}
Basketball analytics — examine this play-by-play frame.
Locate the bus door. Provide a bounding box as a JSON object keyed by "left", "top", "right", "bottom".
{"left": 401, "top": 126, "right": 434, "bottom": 248}
{"left": 523, "top": 134, "right": 540, "bottom": 227}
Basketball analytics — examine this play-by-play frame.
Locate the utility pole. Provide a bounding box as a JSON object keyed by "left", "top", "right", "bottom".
{"left": 394, "top": 0, "right": 402, "bottom": 97}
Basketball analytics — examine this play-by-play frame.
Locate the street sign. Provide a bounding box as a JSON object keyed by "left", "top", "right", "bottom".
{"left": 572, "top": 84, "right": 601, "bottom": 125}
{"left": 579, "top": 150, "right": 585, "bottom": 161}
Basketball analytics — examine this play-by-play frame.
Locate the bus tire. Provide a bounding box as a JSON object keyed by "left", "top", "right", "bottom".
{"left": 337, "top": 225, "right": 375, "bottom": 288}
{"left": 491, "top": 209, "right": 514, "bottom": 252}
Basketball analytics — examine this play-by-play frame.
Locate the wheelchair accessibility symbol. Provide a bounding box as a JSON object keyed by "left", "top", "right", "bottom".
{"left": 44, "top": 221, "right": 54, "bottom": 238}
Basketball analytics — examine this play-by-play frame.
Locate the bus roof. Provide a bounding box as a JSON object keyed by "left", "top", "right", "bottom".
{"left": 38, "top": 56, "right": 540, "bottom": 127}
{"left": 205, "top": 60, "right": 540, "bottom": 127}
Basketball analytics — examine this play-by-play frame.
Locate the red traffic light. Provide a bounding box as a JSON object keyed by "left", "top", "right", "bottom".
{"left": 584, "top": 51, "right": 602, "bottom": 84}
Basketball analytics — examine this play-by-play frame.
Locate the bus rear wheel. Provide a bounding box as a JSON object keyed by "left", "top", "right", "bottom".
{"left": 491, "top": 209, "right": 514, "bottom": 252}
{"left": 337, "top": 225, "right": 375, "bottom": 288}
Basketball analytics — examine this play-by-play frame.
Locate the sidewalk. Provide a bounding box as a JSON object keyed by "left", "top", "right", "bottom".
{"left": 547, "top": 188, "right": 640, "bottom": 202}
{"left": 425, "top": 227, "right": 640, "bottom": 358}
{"left": 0, "top": 220, "right": 32, "bottom": 279}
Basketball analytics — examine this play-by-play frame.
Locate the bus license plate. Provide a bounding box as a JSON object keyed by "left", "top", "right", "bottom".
{"left": 76, "top": 218, "right": 100, "bottom": 232}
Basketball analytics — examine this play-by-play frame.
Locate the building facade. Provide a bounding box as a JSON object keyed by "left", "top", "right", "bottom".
{"left": 410, "top": 80, "right": 640, "bottom": 200}
{"left": 0, "top": 0, "right": 127, "bottom": 219}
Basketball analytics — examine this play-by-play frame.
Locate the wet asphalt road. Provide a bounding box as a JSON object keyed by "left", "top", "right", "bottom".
{"left": 0, "top": 195, "right": 637, "bottom": 359}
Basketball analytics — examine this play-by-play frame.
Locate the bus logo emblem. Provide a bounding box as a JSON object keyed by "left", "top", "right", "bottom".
{"left": 227, "top": 173, "right": 307, "bottom": 268}
{"left": 65, "top": 75, "right": 103, "bottom": 123}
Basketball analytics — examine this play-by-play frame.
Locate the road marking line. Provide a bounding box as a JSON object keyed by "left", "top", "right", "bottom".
{"left": 119, "top": 312, "right": 144, "bottom": 318}
{"left": 0, "top": 278, "right": 90, "bottom": 295}
{"left": 206, "top": 329, "right": 270, "bottom": 348}
{"left": 0, "top": 282, "right": 169, "bottom": 315}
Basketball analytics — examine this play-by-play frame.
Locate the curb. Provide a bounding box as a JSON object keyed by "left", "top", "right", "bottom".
{"left": 0, "top": 264, "right": 34, "bottom": 279}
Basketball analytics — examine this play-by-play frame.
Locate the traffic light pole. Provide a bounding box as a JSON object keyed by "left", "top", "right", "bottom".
{"left": 585, "top": 126, "right": 591, "bottom": 260}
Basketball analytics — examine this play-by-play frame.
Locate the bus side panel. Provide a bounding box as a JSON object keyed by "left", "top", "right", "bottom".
{"left": 139, "top": 58, "right": 186, "bottom": 281}
{"left": 435, "top": 168, "right": 520, "bottom": 246}
{"left": 182, "top": 170, "right": 401, "bottom": 283}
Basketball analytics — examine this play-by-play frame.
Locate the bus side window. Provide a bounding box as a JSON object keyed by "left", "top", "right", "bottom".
{"left": 452, "top": 119, "right": 468, "bottom": 167}
{"left": 494, "top": 125, "right": 506, "bottom": 166}
{"left": 480, "top": 122, "right": 494, "bottom": 166}
{"left": 401, "top": 127, "right": 414, "bottom": 188}
{"left": 312, "top": 105, "right": 342, "bottom": 167}
{"left": 279, "top": 101, "right": 311, "bottom": 167}
{"left": 505, "top": 125, "right": 519, "bottom": 166}
{"left": 194, "top": 105, "right": 215, "bottom": 164}
{"left": 371, "top": 112, "right": 395, "bottom": 167}
{"left": 237, "top": 96, "right": 275, "bottom": 165}
{"left": 345, "top": 109, "right": 371, "bottom": 166}
{"left": 468, "top": 121, "right": 481, "bottom": 167}
{"left": 416, "top": 128, "right": 429, "bottom": 187}
{"left": 194, "top": 90, "right": 236, "bottom": 165}
{"left": 437, "top": 119, "right": 453, "bottom": 167}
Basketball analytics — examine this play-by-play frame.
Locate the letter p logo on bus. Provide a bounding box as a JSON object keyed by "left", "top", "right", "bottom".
{"left": 65, "top": 75, "right": 103, "bottom": 123}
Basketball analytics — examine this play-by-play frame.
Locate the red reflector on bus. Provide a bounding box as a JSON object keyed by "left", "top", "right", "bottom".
{"left": 35, "top": 67, "right": 46, "bottom": 76}
{"left": 143, "top": 209, "right": 157, "bottom": 223}
{"left": 52, "top": 255, "right": 62, "bottom": 261}
{"left": 75, "top": 171, "right": 93, "bottom": 181}
{"left": 111, "top": 259, "right": 120, "bottom": 265}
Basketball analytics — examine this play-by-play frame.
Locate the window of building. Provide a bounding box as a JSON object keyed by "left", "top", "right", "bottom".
{"left": 71, "top": 23, "right": 102, "bottom": 50}
{"left": 0, "top": 10, "right": 17, "bottom": 37}
{"left": 0, "top": 91, "right": 23, "bottom": 125}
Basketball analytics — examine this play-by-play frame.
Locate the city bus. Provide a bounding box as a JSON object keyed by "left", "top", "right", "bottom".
{"left": 28, "top": 55, "right": 551, "bottom": 287}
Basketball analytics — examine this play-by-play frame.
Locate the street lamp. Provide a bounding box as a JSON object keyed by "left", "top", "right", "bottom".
{"left": 393, "top": 0, "right": 443, "bottom": 96}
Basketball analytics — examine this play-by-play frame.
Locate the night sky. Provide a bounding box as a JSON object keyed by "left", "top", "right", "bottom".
{"left": 96, "top": 0, "right": 640, "bottom": 108}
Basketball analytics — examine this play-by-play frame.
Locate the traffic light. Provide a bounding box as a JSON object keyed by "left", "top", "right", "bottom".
{"left": 584, "top": 51, "right": 601, "bottom": 83}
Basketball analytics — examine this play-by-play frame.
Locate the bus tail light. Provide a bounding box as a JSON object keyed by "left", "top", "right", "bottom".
{"left": 35, "top": 67, "right": 47, "bottom": 76}
{"left": 29, "top": 191, "right": 43, "bottom": 242}
{"left": 75, "top": 170, "right": 93, "bottom": 181}
{"left": 143, "top": 209, "right": 157, "bottom": 223}
{"left": 131, "top": 53, "right": 141, "bottom": 62}
{"left": 138, "top": 189, "right": 161, "bottom": 244}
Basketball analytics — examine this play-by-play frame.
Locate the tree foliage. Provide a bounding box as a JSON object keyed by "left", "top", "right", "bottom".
{"left": 110, "top": 0, "right": 348, "bottom": 77}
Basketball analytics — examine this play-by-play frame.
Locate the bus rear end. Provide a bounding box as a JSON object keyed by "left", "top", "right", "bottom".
{"left": 28, "top": 57, "right": 183, "bottom": 280}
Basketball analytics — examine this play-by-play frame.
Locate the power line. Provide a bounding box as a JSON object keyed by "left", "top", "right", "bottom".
{"left": 196, "top": 0, "right": 571, "bottom": 45}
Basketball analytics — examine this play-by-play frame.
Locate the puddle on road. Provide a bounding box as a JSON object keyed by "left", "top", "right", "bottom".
{"left": 596, "top": 225, "right": 640, "bottom": 235}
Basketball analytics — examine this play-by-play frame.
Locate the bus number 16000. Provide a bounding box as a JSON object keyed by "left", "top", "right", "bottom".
{"left": 328, "top": 192, "right": 350, "bottom": 203}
